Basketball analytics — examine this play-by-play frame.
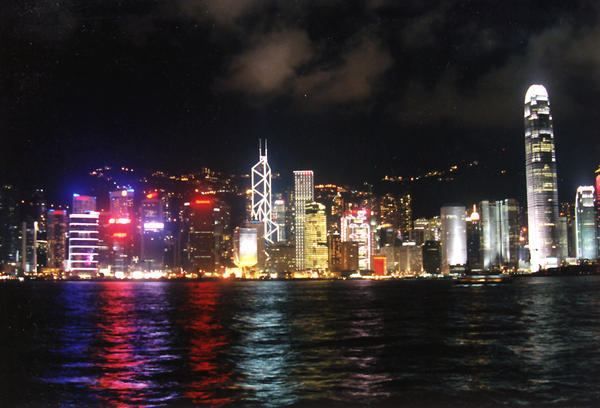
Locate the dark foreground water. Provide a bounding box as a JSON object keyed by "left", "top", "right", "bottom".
{"left": 1, "top": 277, "right": 600, "bottom": 407}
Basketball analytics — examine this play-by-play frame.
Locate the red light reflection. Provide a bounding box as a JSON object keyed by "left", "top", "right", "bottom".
{"left": 182, "top": 283, "right": 231, "bottom": 406}
{"left": 91, "top": 283, "right": 149, "bottom": 406}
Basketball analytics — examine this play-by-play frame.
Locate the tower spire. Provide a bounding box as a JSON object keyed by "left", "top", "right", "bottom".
{"left": 251, "top": 139, "right": 278, "bottom": 244}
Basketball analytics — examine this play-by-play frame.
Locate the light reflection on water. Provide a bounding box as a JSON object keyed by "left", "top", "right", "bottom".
{"left": 232, "top": 282, "right": 298, "bottom": 407}
{"left": 2, "top": 277, "right": 600, "bottom": 406}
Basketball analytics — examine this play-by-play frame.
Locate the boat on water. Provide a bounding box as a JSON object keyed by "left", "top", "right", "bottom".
{"left": 455, "top": 269, "right": 512, "bottom": 284}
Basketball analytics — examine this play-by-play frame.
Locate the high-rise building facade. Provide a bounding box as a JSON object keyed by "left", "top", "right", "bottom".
{"left": 251, "top": 140, "right": 278, "bottom": 243}
{"left": 67, "top": 195, "right": 99, "bottom": 277}
{"left": 341, "top": 209, "right": 373, "bottom": 270}
{"left": 72, "top": 194, "right": 96, "bottom": 214}
{"left": 397, "top": 194, "right": 413, "bottom": 237}
{"left": 466, "top": 205, "right": 482, "bottom": 270}
{"left": 524, "top": 84, "right": 560, "bottom": 271}
{"left": 185, "top": 198, "right": 216, "bottom": 273}
{"left": 559, "top": 202, "right": 576, "bottom": 258}
{"left": 0, "top": 185, "right": 20, "bottom": 267}
{"left": 304, "top": 202, "right": 328, "bottom": 270}
{"left": 108, "top": 190, "right": 136, "bottom": 276}
{"left": 575, "top": 186, "right": 597, "bottom": 260}
{"left": 440, "top": 205, "right": 466, "bottom": 273}
{"left": 273, "top": 199, "right": 286, "bottom": 242}
{"left": 294, "top": 170, "right": 314, "bottom": 270}
{"left": 422, "top": 240, "right": 441, "bottom": 274}
{"left": 140, "top": 192, "right": 165, "bottom": 271}
{"left": 47, "top": 210, "right": 68, "bottom": 269}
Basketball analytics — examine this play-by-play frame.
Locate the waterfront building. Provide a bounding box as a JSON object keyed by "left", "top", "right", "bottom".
{"left": 304, "top": 202, "right": 328, "bottom": 271}
{"left": 372, "top": 255, "right": 387, "bottom": 276}
{"left": 422, "top": 240, "right": 441, "bottom": 274}
{"left": 46, "top": 210, "right": 68, "bottom": 270}
{"left": 575, "top": 186, "right": 597, "bottom": 260}
{"left": 0, "top": 185, "right": 21, "bottom": 267}
{"left": 267, "top": 242, "right": 295, "bottom": 277}
{"left": 466, "top": 205, "right": 482, "bottom": 270}
{"left": 499, "top": 199, "right": 521, "bottom": 268}
{"left": 108, "top": 189, "right": 136, "bottom": 276}
{"left": 294, "top": 170, "right": 314, "bottom": 270}
{"left": 440, "top": 205, "right": 466, "bottom": 273}
{"left": 67, "top": 196, "right": 99, "bottom": 278}
{"left": 559, "top": 202, "right": 576, "bottom": 258}
{"left": 397, "top": 242, "right": 422, "bottom": 275}
{"left": 273, "top": 199, "right": 286, "bottom": 242}
{"left": 397, "top": 194, "right": 412, "bottom": 237}
{"left": 233, "top": 226, "right": 258, "bottom": 269}
{"left": 140, "top": 192, "right": 165, "bottom": 271}
{"left": 185, "top": 198, "right": 217, "bottom": 273}
{"left": 21, "top": 219, "right": 37, "bottom": 274}
{"left": 327, "top": 232, "right": 342, "bottom": 272}
{"left": 524, "top": 84, "right": 560, "bottom": 271}
{"left": 341, "top": 209, "right": 373, "bottom": 270}
{"left": 251, "top": 140, "right": 278, "bottom": 243}
{"left": 340, "top": 241, "right": 359, "bottom": 271}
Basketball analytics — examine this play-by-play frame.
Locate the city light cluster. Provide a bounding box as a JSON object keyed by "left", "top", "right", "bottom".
{"left": 0, "top": 85, "right": 598, "bottom": 280}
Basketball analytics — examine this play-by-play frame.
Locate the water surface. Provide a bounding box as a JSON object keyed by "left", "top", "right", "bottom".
{"left": 1, "top": 277, "right": 600, "bottom": 406}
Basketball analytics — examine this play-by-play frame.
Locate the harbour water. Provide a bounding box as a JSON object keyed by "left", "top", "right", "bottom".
{"left": 1, "top": 277, "right": 600, "bottom": 407}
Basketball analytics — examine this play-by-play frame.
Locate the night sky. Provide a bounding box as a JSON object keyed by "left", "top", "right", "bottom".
{"left": 2, "top": 1, "right": 599, "bottom": 213}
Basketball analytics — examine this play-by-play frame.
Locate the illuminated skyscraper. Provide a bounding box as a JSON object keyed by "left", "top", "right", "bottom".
{"left": 140, "top": 192, "right": 165, "bottom": 271}
{"left": 251, "top": 140, "right": 278, "bottom": 244}
{"left": 304, "top": 202, "right": 328, "bottom": 271}
{"left": 185, "top": 198, "right": 216, "bottom": 273}
{"left": 273, "top": 199, "right": 286, "bottom": 242}
{"left": 0, "top": 185, "right": 20, "bottom": 267}
{"left": 108, "top": 189, "right": 135, "bottom": 276}
{"left": 575, "top": 186, "right": 597, "bottom": 260}
{"left": 524, "top": 84, "right": 559, "bottom": 271}
{"left": 67, "top": 195, "right": 99, "bottom": 277}
{"left": 466, "top": 205, "right": 482, "bottom": 270}
{"left": 341, "top": 209, "right": 373, "bottom": 270}
{"left": 440, "top": 205, "right": 466, "bottom": 273}
{"left": 294, "top": 170, "right": 314, "bottom": 270}
{"left": 397, "top": 194, "right": 412, "bottom": 236}
{"left": 47, "top": 210, "right": 68, "bottom": 269}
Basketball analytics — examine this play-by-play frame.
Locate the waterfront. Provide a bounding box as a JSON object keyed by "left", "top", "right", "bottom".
{"left": 2, "top": 277, "right": 600, "bottom": 407}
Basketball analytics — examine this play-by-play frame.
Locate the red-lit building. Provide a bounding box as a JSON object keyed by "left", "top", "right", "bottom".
{"left": 105, "top": 215, "right": 135, "bottom": 276}
{"left": 372, "top": 256, "right": 386, "bottom": 276}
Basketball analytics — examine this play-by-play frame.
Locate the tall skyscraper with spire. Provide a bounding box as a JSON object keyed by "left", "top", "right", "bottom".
{"left": 251, "top": 139, "right": 278, "bottom": 244}
{"left": 524, "top": 84, "right": 560, "bottom": 271}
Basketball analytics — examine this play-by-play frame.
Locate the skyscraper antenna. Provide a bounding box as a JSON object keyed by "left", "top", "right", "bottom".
{"left": 265, "top": 138, "right": 268, "bottom": 157}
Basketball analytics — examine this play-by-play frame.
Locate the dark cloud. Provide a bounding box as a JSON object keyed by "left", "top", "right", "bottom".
{"left": 293, "top": 37, "right": 393, "bottom": 105}
{"left": 223, "top": 30, "right": 313, "bottom": 94}
{"left": 177, "top": 0, "right": 263, "bottom": 26}
{"left": 393, "top": 21, "right": 600, "bottom": 128}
